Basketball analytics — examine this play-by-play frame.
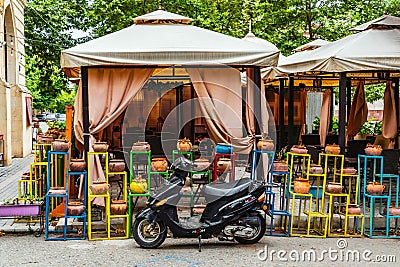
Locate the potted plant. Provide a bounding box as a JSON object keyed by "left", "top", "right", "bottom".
{"left": 312, "top": 117, "right": 320, "bottom": 134}
{"left": 356, "top": 120, "right": 375, "bottom": 140}
{"left": 374, "top": 121, "right": 382, "bottom": 135}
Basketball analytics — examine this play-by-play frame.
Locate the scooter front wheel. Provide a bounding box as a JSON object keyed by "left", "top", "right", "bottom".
{"left": 133, "top": 217, "right": 167, "bottom": 248}
{"left": 234, "top": 213, "right": 266, "bottom": 244}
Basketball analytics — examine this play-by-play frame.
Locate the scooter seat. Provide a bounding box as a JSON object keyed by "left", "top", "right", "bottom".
{"left": 203, "top": 178, "right": 252, "bottom": 200}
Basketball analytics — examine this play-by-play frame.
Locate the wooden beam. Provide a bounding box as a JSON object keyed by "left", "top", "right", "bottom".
{"left": 82, "top": 67, "right": 90, "bottom": 154}
{"left": 339, "top": 73, "right": 347, "bottom": 154}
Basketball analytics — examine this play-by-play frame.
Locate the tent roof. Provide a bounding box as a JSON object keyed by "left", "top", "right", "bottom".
{"left": 134, "top": 9, "right": 193, "bottom": 24}
{"left": 61, "top": 10, "right": 279, "bottom": 77}
{"left": 294, "top": 39, "right": 331, "bottom": 52}
{"left": 242, "top": 31, "right": 279, "bottom": 52}
{"left": 278, "top": 16, "right": 400, "bottom": 74}
{"left": 352, "top": 14, "right": 400, "bottom": 31}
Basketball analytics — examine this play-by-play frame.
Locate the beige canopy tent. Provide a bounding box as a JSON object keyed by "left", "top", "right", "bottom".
{"left": 61, "top": 10, "right": 279, "bottom": 78}
{"left": 269, "top": 14, "right": 400, "bottom": 152}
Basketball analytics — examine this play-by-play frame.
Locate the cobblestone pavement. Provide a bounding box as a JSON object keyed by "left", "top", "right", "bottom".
{"left": 0, "top": 155, "right": 34, "bottom": 201}
{"left": 0, "top": 234, "right": 399, "bottom": 266}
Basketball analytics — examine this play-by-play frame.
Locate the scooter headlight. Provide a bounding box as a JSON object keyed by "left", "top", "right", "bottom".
{"left": 155, "top": 198, "right": 168, "bottom": 207}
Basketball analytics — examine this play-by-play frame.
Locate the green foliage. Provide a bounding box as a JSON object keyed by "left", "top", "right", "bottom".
{"left": 25, "top": 0, "right": 400, "bottom": 113}
{"left": 331, "top": 117, "right": 339, "bottom": 134}
{"left": 312, "top": 116, "right": 320, "bottom": 128}
{"left": 47, "top": 121, "right": 66, "bottom": 131}
{"left": 359, "top": 119, "right": 376, "bottom": 135}
{"left": 374, "top": 120, "right": 383, "bottom": 135}
{"left": 25, "top": 0, "right": 88, "bottom": 111}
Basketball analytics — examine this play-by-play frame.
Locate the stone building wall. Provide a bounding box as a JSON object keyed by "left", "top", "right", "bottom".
{"left": 0, "top": 0, "right": 31, "bottom": 165}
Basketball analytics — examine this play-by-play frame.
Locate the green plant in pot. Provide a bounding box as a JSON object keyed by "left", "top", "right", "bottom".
{"left": 357, "top": 119, "right": 375, "bottom": 139}
{"left": 374, "top": 121, "right": 382, "bottom": 135}
{"left": 312, "top": 117, "right": 320, "bottom": 134}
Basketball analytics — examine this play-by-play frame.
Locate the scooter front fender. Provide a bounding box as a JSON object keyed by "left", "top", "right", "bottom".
{"left": 136, "top": 207, "right": 157, "bottom": 223}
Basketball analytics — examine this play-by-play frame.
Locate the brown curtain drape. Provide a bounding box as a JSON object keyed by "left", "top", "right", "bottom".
{"left": 319, "top": 89, "right": 331, "bottom": 146}
{"left": 346, "top": 80, "right": 368, "bottom": 140}
{"left": 74, "top": 68, "right": 154, "bottom": 205}
{"left": 382, "top": 80, "right": 397, "bottom": 148}
{"left": 298, "top": 88, "right": 308, "bottom": 142}
{"left": 187, "top": 67, "right": 256, "bottom": 153}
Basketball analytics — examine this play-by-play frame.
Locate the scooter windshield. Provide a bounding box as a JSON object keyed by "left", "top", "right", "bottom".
{"left": 152, "top": 180, "right": 183, "bottom": 204}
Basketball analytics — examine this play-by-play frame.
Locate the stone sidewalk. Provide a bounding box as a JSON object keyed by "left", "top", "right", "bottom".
{"left": 0, "top": 155, "right": 34, "bottom": 201}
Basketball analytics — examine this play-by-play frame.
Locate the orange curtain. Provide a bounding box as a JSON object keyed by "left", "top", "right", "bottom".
{"left": 319, "top": 89, "right": 331, "bottom": 146}
{"left": 298, "top": 88, "right": 308, "bottom": 142}
{"left": 382, "top": 80, "right": 397, "bottom": 148}
{"left": 346, "top": 80, "right": 368, "bottom": 140}
{"left": 74, "top": 68, "right": 154, "bottom": 205}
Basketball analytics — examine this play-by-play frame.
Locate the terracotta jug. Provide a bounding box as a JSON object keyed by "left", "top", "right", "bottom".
{"left": 257, "top": 139, "right": 275, "bottom": 151}
{"left": 151, "top": 158, "right": 168, "bottom": 172}
{"left": 177, "top": 138, "right": 192, "bottom": 152}
{"left": 293, "top": 178, "right": 311, "bottom": 194}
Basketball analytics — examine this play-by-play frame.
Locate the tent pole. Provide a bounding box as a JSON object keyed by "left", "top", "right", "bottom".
{"left": 82, "top": 67, "right": 90, "bottom": 154}
{"left": 329, "top": 88, "right": 334, "bottom": 132}
{"left": 253, "top": 66, "right": 262, "bottom": 137}
{"left": 346, "top": 78, "right": 352, "bottom": 121}
{"left": 339, "top": 73, "right": 347, "bottom": 154}
{"left": 190, "top": 84, "right": 195, "bottom": 142}
{"left": 279, "top": 78, "right": 286, "bottom": 150}
{"left": 288, "top": 74, "right": 294, "bottom": 146}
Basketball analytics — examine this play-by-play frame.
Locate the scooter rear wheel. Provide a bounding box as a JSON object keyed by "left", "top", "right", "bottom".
{"left": 133, "top": 217, "right": 167, "bottom": 248}
{"left": 234, "top": 213, "right": 266, "bottom": 244}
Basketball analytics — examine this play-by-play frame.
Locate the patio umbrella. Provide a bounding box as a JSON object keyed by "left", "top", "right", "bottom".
{"left": 278, "top": 15, "right": 400, "bottom": 73}
{"left": 293, "top": 38, "right": 331, "bottom": 53}
{"left": 346, "top": 80, "right": 368, "bottom": 140}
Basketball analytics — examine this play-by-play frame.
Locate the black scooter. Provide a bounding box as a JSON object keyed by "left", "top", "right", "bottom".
{"left": 132, "top": 156, "right": 266, "bottom": 250}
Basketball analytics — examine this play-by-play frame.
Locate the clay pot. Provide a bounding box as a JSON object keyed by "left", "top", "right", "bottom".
{"left": 389, "top": 206, "right": 400, "bottom": 216}
{"left": 110, "top": 200, "right": 128, "bottom": 215}
{"left": 48, "top": 187, "right": 66, "bottom": 195}
{"left": 342, "top": 167, "right": 357, "bottom": 174}
{"left": 67, "top": 201, "right": 85, "bottom": 216}
{"left": 326, "top": 182, "right": 343, "bottom": 194}
{"left": 69, "top": 159, "right": 86, "bottom": 172}
{"left": 131, "top": 141, "right": 150, "bottom": 152}
{"left": 347, "top": 204, "right": 362, "bottom": 214}
{"left": 177, "top": 138, "right": 192, "bottom": 152}
{"left": 21, "top": 172, "right": 30, "bottom": 180}
{"left": 309, "top": 164, "right": 323, "bottom": 174}
{"left": 130, "top": 176, "right": 147, "bottom": 194}
{"left": 293, "top": 178, "right": 311, "bottom": 194}
{"left": 273, "top": 161, "right": 288, "bottom": 172}
{"left": 109, "top": 159, "right": 126, "bottom": 172}
{"left": 38, "top": 135, "right": 54, "bottom": 144}
{"left": 325, "top": 144, "right": 340, "bottom": 155}
{"left": 193, "top": 205, "right": 206, "bottom": 214}
{"left": 192, "top": 158, "right": 211, "bottom": 171}
{"left": 257, "top": 139, "right": 275, "bottom": 151}
{"left": 90, "top": 181, "right": 109, "bottom": 195}
{"left": 217, "top": 158, "right": 231, "bottom": 172}
{"left": 151, "top": 158, "right": 168, "bottom": 172}
{"left": 290, "top": 145, "right": 307, "bottom": 154}
{"left": 364, "top": 144, "right": 382, "bottom": 156}
{"left": 215, "top": 143, "right": 233, "bottom": 154}
{"left": 52, "top": 139, "right": 71, "bottom": 152}
{"left": 92, "top": 142, "right": 109, "bottom": 152}
{"left": 366, "top": 181, "right": 385, "bottom": 195}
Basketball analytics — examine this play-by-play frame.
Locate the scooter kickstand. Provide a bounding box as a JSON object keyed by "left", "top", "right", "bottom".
{"left": 198, "top": 235, "right": 202, "bottom": 252}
